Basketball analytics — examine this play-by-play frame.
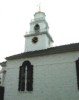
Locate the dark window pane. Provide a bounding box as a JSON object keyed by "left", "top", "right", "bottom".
{"left": 76, "top": 58, "right": 79, "bottom": 90}
{"left": 0, "top": 86, "right": 4, "bottom": 100}
{"left": 18, "top": 61, "right": 33, "bottom": 92}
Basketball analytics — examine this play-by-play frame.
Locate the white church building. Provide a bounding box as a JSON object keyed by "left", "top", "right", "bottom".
{"left": 0, "top": 10, "right": 79, "bottom": 100}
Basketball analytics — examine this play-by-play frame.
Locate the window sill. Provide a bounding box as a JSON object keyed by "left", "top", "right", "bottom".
{"left": 19, "top": 91, "right": 33, "bottom": 93}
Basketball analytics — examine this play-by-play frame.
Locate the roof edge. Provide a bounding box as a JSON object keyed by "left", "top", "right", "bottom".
{"left": 6, "top": 42, "right": 79, "bottom": 60}
{"left": 0, "top": 61, "right": 7, "bottom": 67}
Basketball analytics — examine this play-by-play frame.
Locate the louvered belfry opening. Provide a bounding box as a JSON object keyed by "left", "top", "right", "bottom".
{"left": 0, "top": 86, "right": 4, "bottom": 100}
{"left": 18, "top": 61, "right": 33, "bottom": 91}
{"left": 76, "top": 58, "right": 79, "bottom": 90}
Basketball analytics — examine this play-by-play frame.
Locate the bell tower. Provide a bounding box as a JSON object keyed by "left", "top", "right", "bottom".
{"left": 30, "top": 11, "right": 49, "bottom": 34}
{"left": 24, "top": 11, "right": 53, "bottom": 52}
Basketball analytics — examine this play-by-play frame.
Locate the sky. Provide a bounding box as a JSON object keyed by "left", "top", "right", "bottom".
{"left": 0, "top": 0, "right": 79, "bottom": 62}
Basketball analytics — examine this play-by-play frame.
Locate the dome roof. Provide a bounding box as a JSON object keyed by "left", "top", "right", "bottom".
{"left": 34, "top": 11, "right": 46, "bottom": 19}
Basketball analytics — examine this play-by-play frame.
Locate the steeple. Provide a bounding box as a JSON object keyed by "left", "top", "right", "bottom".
{"left": 24, "top": 11, "right": 53, "bottom": 52}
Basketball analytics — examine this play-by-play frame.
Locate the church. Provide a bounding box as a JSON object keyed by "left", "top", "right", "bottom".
{"left": 0, "top": 10, "right": 79, "bottom": 100}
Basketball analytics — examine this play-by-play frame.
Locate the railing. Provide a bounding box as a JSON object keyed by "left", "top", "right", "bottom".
{"left": 25, "top": 28, "right": 49, "bottom": 35}
{"left": 31, "top": 17, "right": 45, "bottom": 22}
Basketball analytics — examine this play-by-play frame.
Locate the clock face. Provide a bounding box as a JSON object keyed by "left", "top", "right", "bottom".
{"left": 34, "top": 24, "right": 40, "bottom": 32}
{"left": 32, "top": 37, "right": 38, "bottom": 43}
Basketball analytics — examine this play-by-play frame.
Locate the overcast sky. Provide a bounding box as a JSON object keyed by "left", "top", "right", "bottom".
{"left": 0, "top": 0, "right": 79, "bottom": 62}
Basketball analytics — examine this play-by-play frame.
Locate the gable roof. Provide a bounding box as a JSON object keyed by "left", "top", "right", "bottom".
{"left": 6, "top": 43, "right": 79, "bottom": 60}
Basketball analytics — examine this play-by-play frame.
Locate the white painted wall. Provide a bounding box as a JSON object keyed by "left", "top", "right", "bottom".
{"left": 0, "top": 68, "right": 5, "bottom": 86}
{"left": 0, "top": 72, "right": 3, "bottom": 85}
{"left": 25, "top": 34, "right": 50, "bottom": 52}
{"left": 4, "top": 51, "right": 79, "bottom": 100}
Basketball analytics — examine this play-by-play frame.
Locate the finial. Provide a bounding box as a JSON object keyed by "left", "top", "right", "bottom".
{"left": 37, "top": 3, "right": 41, "bottom": 12}
{"left": 39, "top": 3, "right": 41, "bottom": 11}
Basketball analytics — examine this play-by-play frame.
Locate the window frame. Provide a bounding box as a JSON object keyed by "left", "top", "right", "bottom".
{"left": 18, "top": 61, "right": 33, "bottom": 92}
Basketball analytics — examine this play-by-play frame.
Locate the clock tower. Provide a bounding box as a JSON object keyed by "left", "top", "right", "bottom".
{"left": 24, "top": 11, "right": 53, "bottom": 52}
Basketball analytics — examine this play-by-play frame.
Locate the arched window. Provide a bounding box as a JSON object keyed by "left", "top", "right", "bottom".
{"left": 18, "top": 61, "right": 33, "bottom": 91}
{"left": 76, "top": 58, "right": 79, "bottom": 90}
{"left": 34, "top": 24, "right": 40, "bottom": 33}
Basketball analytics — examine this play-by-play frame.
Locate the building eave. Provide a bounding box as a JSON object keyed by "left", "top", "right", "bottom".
{"left": 6, "top": 43, "right": 79, "bottom": 60}
{"left": 24, "top": 32, "right": 53, "bottom": 42}
{"left": 0, "top": 61, "right": 7, "bottom": 67}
